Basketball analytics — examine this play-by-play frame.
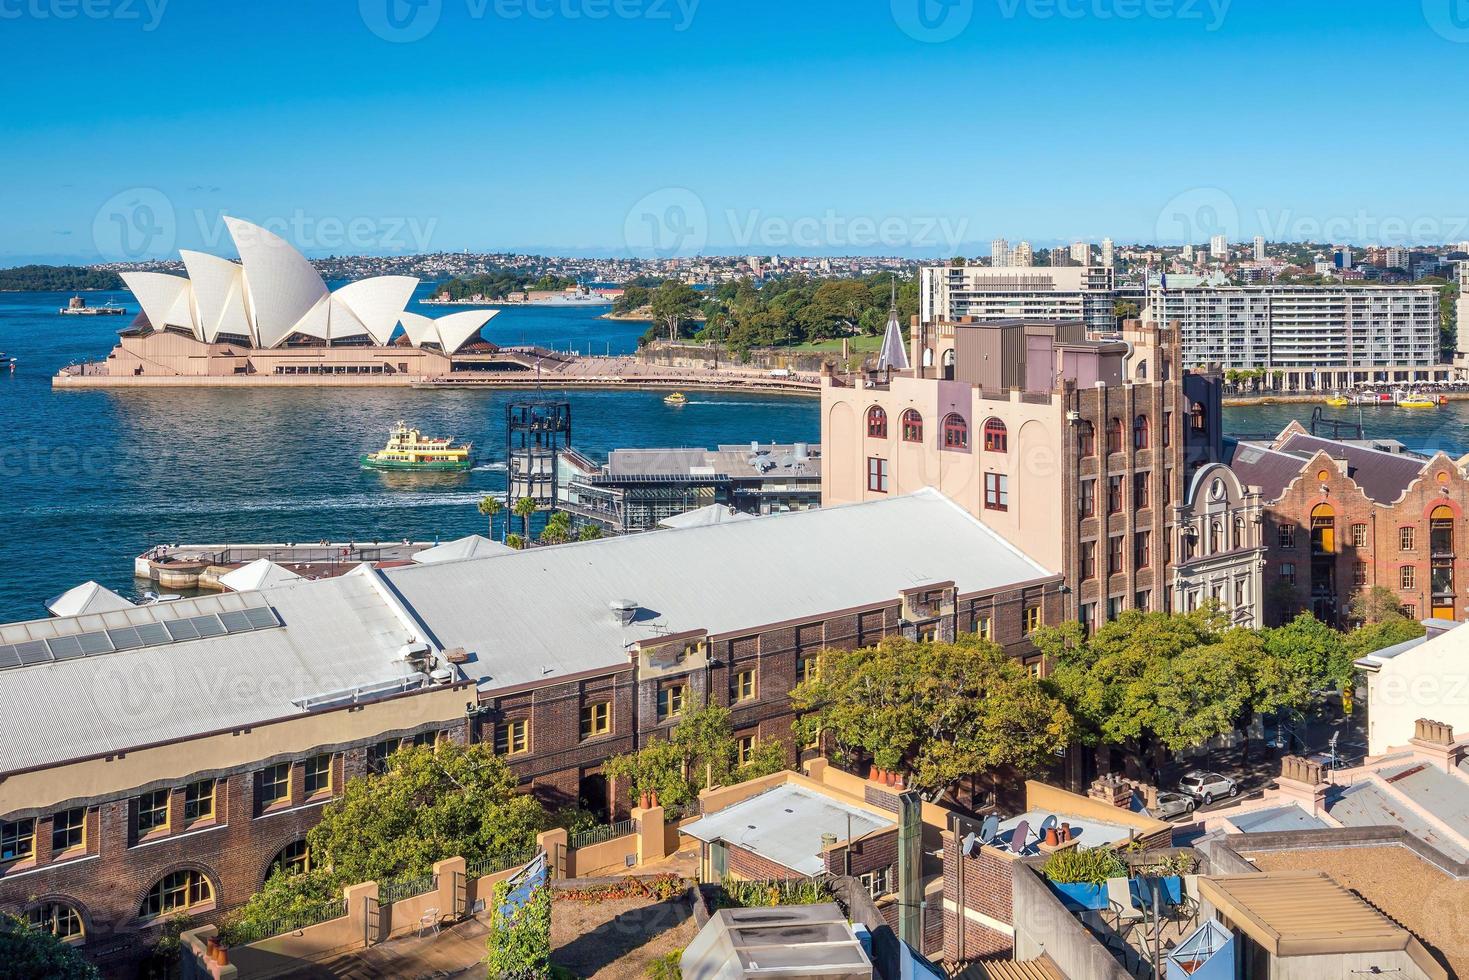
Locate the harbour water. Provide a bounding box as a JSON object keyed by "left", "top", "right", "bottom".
{"left": 5, "top": 285, "right": 1469, "bottom": 622}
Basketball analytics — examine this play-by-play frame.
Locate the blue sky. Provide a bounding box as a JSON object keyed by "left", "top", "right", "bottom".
{"left": 4, "top": 0, "right": 1469, "bottom": 261}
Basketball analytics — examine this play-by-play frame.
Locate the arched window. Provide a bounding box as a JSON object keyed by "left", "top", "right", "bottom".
{"left": 942, "top": 414, "right": 969, "bottom": 450}
{"left": 1234, "top": 516, "right": 1246, "bottom": 550}
{"left": 983, "top": 418, "right": 1008, "bottom": 453}
{"left": 1311, "top": 503, "right": 1336, "bottom": 555}
{"left": 901, "top": 409, "right": 924, "bottom": 443}
{"left": 866, "top": 406, "right": 887, "bottom": 439}
{"left": 28, "top": 902, "right": 83, "bottom": 941}
{"left": 1190, "top": 402, "right": 1207, "bottom": 433}
{"left": 139, "top": 870, "right": 213, "bottom": 920}
{"left": 1077, "top": 420, "right": 1096, "bottom": 458}
{"left": 1136, "top": 360, "right": 1148, "bottom": 380}
{"left": 270, "top": 840, "right": 312, "bottom": 878}
{"left": 1106, "top": 418, "right": 1123, "bottom": 454}
{"left": 942, "top": 349, "right": 956, "bottom": 380}
{"left": 1133, "top": 415, "right": 1150, "bottom": 450}
{"left": 1431, "top": 505, "right": 1454, "bottom": 556}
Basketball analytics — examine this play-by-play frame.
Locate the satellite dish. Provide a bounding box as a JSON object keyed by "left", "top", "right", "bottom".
{"left": 961, "top": 832, "right": 979, "bottom": 857}
{"left": 1039, "top": 814, "right": 1058, "bottom": 834}
{"left": 980, "top": 814, "right": 1000, "bottom": 845}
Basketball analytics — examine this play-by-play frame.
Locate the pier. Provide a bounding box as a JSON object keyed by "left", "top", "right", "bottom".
{"left": 135, "top": 540, "right": 435, "bottom": 591}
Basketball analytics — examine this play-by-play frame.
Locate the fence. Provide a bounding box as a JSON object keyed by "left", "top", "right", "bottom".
{"left": 466, "top": 846, "right": 541, "bottom": 881}
{"left": 221, "top": 898, "right": 349, "bottom": 946}
{"left": 378, "top": 873, "right": 437, "bottom": 906}
{"left": 571, "top": 817, "right": 637, "bottom": 850}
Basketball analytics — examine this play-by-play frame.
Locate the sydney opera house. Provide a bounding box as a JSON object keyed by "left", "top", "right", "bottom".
{"left": 55, "top": 217, "right": 547, "bottom": 386}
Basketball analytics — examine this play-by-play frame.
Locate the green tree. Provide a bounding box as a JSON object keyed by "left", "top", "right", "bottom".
{"left": 649, "top": 281, "right": 703, "bottom": 341}
{"left": 1345, "top": 617, "right": 1426, "bottom": 660}
{"left": 0, "top": 913, "right": 100, "bottom": 979}
{"left": 484, "top": 881, "right": 552, "bottom": 980}
{"left": 477, "top": 494, "right": 503, "bottom": 538}
{"left": 538, "top": 511, "right": 572, "bottom": 546}
{"left": 513, "top": 496, "right": 538, "bottom": 541}
{"left": 791, "top": 635, "right": 1072, "bottom": 798}
{"left": 1259, "top": 613, "right": 1353, "bottom": 702}
{"left": 604, "top": 701, "right": 788, "bottom": 807}
{"left": 506, "top": 533, "right": 527, "bottom": 550}
{"left": 1348, "top": 585, "right": 1408, "bottom": 625}
{"left": 577, "top": 525, "right": 603, "bottom": 541}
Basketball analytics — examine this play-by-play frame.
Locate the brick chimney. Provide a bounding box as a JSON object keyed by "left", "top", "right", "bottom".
{"left": 1088, "top": 775, "right": 1134, "bottom": 809}
{"left": 1275, "top": 754, "right": 1329, "bottom": 815}
{"left": 1410, "top": 718, "right": 1466, "bottom": 771}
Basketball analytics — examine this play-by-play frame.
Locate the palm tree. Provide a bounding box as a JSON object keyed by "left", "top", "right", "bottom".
{"left": 513, "top": 496, "right": 538, "bottom": 542}
{"left": 476, "top": 494, "right": 503, "bottom": 538}
{"left": 539, "top": 511, "right": 572, "bottom": 546}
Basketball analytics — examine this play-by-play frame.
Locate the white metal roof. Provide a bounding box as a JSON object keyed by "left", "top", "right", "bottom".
{"left": 218, "top": 558, "right": 303, "bottom": 592}
{"left": 45, "top": 581, "right": 136, "bottom": 618}
{"left": 657, "top": 504, "right": 756, "bottom": 529}
{"left": 411, "top": 534, "right": 516, "bottom": 564}
{"left": 0, "top": 574, "right": 427, "bottom": 774}
{"left": 381, "top": 489, "right": 1055, "bottom": 692}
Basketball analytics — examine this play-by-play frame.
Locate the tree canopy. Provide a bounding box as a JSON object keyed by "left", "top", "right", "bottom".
{"left": 604, "top": 701, "right": 787, "bottom": 807}
{"left": 790, "top": 635, "right": 1072, "bottom": 797}
{"left": 0, "top": 913, "right": 99, "bottom": 979}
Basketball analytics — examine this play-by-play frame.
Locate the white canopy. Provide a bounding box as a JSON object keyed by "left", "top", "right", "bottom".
{"left": 46, "top": 582, "right": 135, "bottom": 618}
{"left": 411, "top": 534, "right": 516, "bottom": 564}
{"left": 218, "top": 559, "right": 303, "bottom": 593}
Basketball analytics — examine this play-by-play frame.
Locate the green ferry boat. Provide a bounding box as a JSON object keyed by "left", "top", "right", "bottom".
{"left": 361, "top": 421, "right": 474, "bottom": 472}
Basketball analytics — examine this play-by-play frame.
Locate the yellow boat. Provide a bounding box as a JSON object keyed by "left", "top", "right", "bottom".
{"left": 1396, "top": 389, "right": 1436, "bottom": 408}
{"left": 361, "top": 421, "right": 473, "bottom": 471}
{"left": 1324, "top": 393, "right": 1349, "bottom": 407}
{"left": 663, "top": 392, "right": 688, "bottom": 406}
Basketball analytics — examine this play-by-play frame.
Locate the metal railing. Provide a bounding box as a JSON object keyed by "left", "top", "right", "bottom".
{"left": 224, "top": 898, "right": 348, "bottom": 946}
{"left": 378, "top": 872, "right": 438, "bottom": 906}
{"left": 570, "top": 818, "right": 638, "bottom": 850}
{"left": 465, "top": 846, "right": 541, "bottom": 880}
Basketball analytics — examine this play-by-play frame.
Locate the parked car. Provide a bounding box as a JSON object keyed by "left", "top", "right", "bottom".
{"left": 1153, "top": 791, "right": 1197, "bottom": 820}
{"left": 1178, "top": 771, "right": 1238, "bottom": 805}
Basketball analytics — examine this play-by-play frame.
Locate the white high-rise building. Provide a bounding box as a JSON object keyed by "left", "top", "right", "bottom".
{"left": 1100, "top": 237, "right": 1114, "bottom": 268}
{"left": 990, "top": 238, "right": 1012, "bottom": 268}
{"left": 1253, "top": 236, "right": 1266, "bottom": 262}
{"left": 1070, "top": 240, "right": 1091, "bottom": 265}
{"left": 1210, "top": 234, "right": 1229, "bottom": 259}
{"left": 1457, "top": 261, "right": 1469, "bottom": 363}
{"left": 920, "top": 263, "right": 1117, "bottom": 331}
{"left": 1013, "top": 241, "right": 1033, "bottom": 267}
{"left": 1386, "top": 247, "right": 1411, "bottom": 271}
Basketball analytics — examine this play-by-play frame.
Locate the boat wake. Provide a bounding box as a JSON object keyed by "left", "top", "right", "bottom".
{"left": 471, "top": 461, "right": 508, "bottom": 471}
{"left": 24, "top": 490, "right": 493, "bottom": 518}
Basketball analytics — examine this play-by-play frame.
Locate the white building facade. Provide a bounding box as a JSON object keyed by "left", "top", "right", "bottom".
{"left": 920, "top": 264, "right": 1117, "bottom": 331}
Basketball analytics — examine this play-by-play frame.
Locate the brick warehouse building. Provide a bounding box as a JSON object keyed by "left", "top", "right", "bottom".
{"left": 822, "top": 314, "right": 1225, "bottom": 630}
{"left": 1228, "top": 421, "right": 1469, "bottom": 626}
{"left": 0, "top": 491, "right": 1061, "bottom": 973}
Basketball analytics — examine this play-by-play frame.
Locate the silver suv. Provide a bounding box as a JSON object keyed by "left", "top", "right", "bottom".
{"left": 1178, "top": 770, "right": 1238, "bottom": 805}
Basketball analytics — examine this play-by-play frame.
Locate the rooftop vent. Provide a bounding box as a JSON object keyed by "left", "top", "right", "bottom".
{"left": 610, "top": 599, "right": 639, "bottom": 627}
{"left": 429, "top": 666, "right": 454, "bottom": 685}
{"left": 793, "top": 442, "right": 809, "bottom": 461}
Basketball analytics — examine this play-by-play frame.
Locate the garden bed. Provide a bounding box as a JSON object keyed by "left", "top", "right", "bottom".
{"left": 550, "top": 881, "right": 697, "bottom": 980}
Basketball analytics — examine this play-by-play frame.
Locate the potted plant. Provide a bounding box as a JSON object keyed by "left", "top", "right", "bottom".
{"left": 1041, "top": 848, "right": 1126, "bottom": 911}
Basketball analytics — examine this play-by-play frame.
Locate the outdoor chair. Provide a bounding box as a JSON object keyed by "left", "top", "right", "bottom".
{"left": 418, "top": 906, "right": 441, "bottom": 938}
{"left": 1104, "top": 877, "right": 1146, "bottom": 938}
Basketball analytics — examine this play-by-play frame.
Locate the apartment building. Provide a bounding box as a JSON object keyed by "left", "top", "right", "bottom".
{"left": 919, "top": 264, "right": 1117, "bottom": 332}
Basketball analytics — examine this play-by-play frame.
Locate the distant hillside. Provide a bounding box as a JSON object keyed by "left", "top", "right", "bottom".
{"left": 0, "top": 265, "right": 124, "bottom": 292}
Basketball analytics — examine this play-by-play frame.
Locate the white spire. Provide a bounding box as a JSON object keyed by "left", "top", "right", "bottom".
{"left": 877, "top": 280, "right": 910, "bottom": 373}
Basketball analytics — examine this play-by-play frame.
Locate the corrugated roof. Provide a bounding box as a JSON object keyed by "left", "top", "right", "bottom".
{"left": 1275, "top": 433, "right": 1429, "bottom": 504}
{"left": 0, "top": 573, "right": 426, "bottom": 774}
{"left": 657, "top": 504, "right": 756, "bottom": 529}
{"left": 1198, "top": 872, "right": 1412, "bottom": 957}
{"left": 411, "top": 534, "right": 516, "bottom": 564}
{"left": 1327, "top": 782, "right": 1469, "bottom": 863}
{"left": 382, "top": 490, "right": 1054, "bottom": 692}
{"left": 1228, "top": 804, "right": 1328, "bottom": 834}
{"left": 1224, "top": 441, "right": 1310, "bottom": 502}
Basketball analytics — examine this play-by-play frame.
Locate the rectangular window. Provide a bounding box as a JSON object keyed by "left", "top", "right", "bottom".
{"left": 1401, "top": 565, "right": 1417, "bottom": 590}
{"left": 658, "top": 685, "right": 686, "bottom": 722}
{"left": 736, "top": 735, "right": 755, "bottom": 766}
{"left": 860, "top": 865, "right": 892, "bottom": 900}
{"left": 1079, "top": 479, "right": 1096, "bottom": 518}
{"left": 1401, "top": 526, "right": 1416, "bottom": 551}
{"left": 984, "top": 472, "right": 1009, "bottom": 511}
{"left": 137, "top": 789, "right": 170, "bottom": 835}
{"left": 1081, "top": 541, "right": 1097, "bottom": 581}
{"left": 797, "top": 653, "right": 821, "bottom": 684}
{"left": 1353, "top": 561, "right": 1368, "bottom": 587}
{"left": 51, "top": 808, "right": 85, "bottom": 853}
{"left": 1079, "top": 603, "right": 1093, "bottom": 635}
{"left": 1107, "top": 476, "right": 1123, "bottom": 514}
{"left": 1163, "top": 412, "right": 1172, "bottom": 447}
{"left": 1135, "top": 591, "right": 1151, "bottom": 612}
{"left": 1404, "top": 603, "right": 1418, "bottom": 619}
{"left": 975, "top": 616, "right": 993, "bottom": 640}
{"left": 1, "top": 819, "right": 34, "bottom": 862}
{"left": 1108, "top": 536, "right": 1124, "bottom": 575}
{"left": 496, "top": 719, "right": 529, "bottom": 755}
{"left": 1281, "top": 562, "right": 1296, "bottom": 586}
{"left": 866, "top": 456, "right": 889, "bottom": 493}
{"left": 733, "top": 669, "right": 756, "bottom": 702}
{"left": 1134, "top": 472, "right": 1150, "bottom": 510}
{"left": 259, "top": 764, "right": 290, "bottom": 809}
{"left": 1234, "top": 578, "right": 1245, "bottom": 607}
{"left": 1279, "top": 524, "right": 1296, "bottom": 549}
{"left": 580, "top": 701, "right": 611, "bottom": 739}
{"left": 1352, "top": 524, "right": 1368, "bottom": 548}
{"left": 1023, "top": 605, "right": 1042, "bottom": 634}
{"left": 304, "top": 754, "right": 333, "bottom": 797}
{"left": 183, "top": 780, "right": 215, "bottom": 825}
{"left": 367, "top": 739, "right": 398, "bottom": 774}
{"left": 409, "top": 731, "right": 440, "bottom": 748}
{"left": 1135, "top": 531, "right": 1151, "bottom": 569}
{"left": 1163, "top": 468, "right": 1173, "bottom": 505}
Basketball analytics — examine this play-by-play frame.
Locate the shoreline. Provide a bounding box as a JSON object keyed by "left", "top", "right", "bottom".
{"left": 1224, "top": 392, "right": 1469, "bottom": 406}
{"left": 52, "top": 372, "right": 821, "bottom": 396}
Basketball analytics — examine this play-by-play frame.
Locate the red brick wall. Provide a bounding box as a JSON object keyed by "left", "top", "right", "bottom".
{"left": 941, "top": 830, "right": 1015, "bottom": 962}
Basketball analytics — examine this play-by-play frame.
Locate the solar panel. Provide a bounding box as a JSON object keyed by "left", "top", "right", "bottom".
{"left": 243, "top": 606, "right": 280, "bottom": 629}
{"left": 15, "top": 641, "right": 51, "bottom": 665}
{"left": 77, "top": 632, "right": 115, "bottom": 656}
{"left": 164, "top": 619, "right": 200, "bottom": 642}
{"left": 135, "top": 623, "right": 171, "bottom": 646}
{"left": 107, "top": 627, "right": 143, "bottom": 650}
{"left": 0, "top": 646, "right": 19, "bottom": 669}
{"left": 46, "top": 636, "right": 85, "bottom": 660}
{"left": 218, "top": 610, "right": 253, "bottom": 633}
{"left": 191, "top": 614, "right": 226, "bottom": 638}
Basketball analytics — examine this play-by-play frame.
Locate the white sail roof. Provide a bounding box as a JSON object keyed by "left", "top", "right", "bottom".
{"left": 180, "top": 250, "right": 250, "bottom": 343}
{"left": 218, "top": 559, "right": 304, "bottom": 593}
{"left": 412, "top": 534, "right": 516, "bottom": 564}
{"left": 398, "top": 310, "right": 498, "bottom": 353}
{"left": 226, "top": 216, "right": 330, "bottom": 348}
{"left": 45, "top": 582, "right": 135, "bottom": 618}
{"left": 332, "top": 276, "right": 418, "bottom": 345}
{"left": 122, "top": 272, "right": 195, "bottom": 336}
{"left": 400, "top": 312, "right": 440, "bottom": 347}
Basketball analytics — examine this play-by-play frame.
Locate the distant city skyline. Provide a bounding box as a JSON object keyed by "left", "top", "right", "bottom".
{"left": 5, "top": 1, "right": 1469, "bottom": 264}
